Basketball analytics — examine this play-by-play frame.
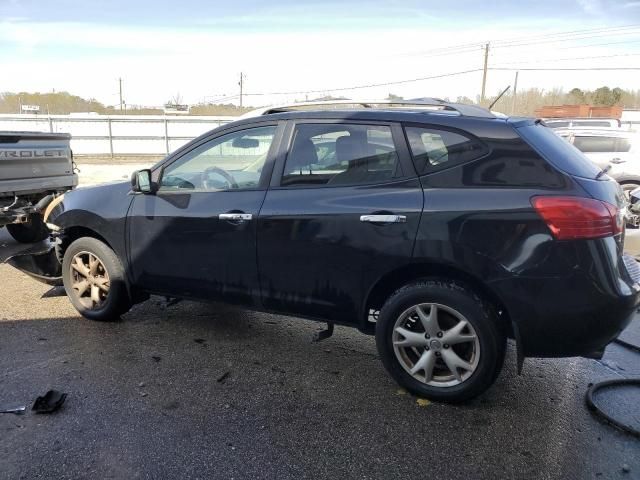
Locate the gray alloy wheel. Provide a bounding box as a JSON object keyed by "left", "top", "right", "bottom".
{"left": 392, "top": 303, "right": 480, "bottom": 388}
{"left": 68, "top": 250, "right": 111, "bottom": 310}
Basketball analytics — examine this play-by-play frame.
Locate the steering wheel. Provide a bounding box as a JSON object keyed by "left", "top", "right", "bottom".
{"left": 202, "top": 166, "right": 239, "bottom": 190}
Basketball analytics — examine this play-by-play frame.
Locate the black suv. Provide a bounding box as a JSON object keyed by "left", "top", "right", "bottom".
{"left": 31, "top": 100, "right": 639, "bottom": 402}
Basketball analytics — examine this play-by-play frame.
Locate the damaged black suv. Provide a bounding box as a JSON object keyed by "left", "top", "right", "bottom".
{"left": 15, "top": 99, "right": 639, "bottom": 402}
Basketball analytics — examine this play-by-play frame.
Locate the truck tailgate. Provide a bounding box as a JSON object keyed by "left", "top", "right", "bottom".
{"left": 0, "top": 132, "right": 74, "bottom": 192}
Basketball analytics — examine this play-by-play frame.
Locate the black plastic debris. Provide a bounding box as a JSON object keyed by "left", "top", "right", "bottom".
{"left": 217, "top": 371, "right": 230, "bottom": 383}
{"left": 32, "top": 390, "right": 67, "bottom": 414}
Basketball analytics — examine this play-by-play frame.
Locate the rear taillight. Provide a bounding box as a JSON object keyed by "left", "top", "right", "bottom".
{"left": 531, "top": 196, "right": 623, "bottom": 240}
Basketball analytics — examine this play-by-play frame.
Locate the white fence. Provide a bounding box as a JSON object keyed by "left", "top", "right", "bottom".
{"left": 0, "top": 114, "right": 237, "bottom": 156}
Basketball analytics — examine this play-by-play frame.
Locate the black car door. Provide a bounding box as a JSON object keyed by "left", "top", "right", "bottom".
{"left": 127, "top": 122, "right": 283, "bottom": 305}
{"left": 257, "top": 120, "right": 423, "bottom": 325}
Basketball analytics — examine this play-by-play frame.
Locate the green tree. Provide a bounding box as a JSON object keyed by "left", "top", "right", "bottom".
{"left": 593, "top": 86, "right": 614, "bottom": 106}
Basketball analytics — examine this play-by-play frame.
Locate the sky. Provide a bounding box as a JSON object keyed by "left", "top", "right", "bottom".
{"left": 2, "top": 0, "right": 640, "bottom": 108}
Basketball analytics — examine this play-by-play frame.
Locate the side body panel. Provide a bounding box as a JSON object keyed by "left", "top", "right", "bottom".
{"left": 413, "top": 120, "right": 638, "bottom": 356}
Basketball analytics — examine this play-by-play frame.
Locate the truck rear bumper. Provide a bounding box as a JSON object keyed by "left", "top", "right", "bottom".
{"left": 1, "top": 174, "right": 78, "bottom": 196}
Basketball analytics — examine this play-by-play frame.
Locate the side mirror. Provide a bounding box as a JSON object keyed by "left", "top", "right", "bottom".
{"left": 131, "top": 169, "right": 153, "bottom": 194}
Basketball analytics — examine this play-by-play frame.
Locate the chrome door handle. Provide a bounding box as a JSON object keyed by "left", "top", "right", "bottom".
{"left": 360, "top": 214, "right": 406, "bottom": 224}
{"left": 219, "top": 213, "right": 253, "bottom": 222}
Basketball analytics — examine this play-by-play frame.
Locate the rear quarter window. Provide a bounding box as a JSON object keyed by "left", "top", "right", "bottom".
{"left": 517, "top": 123, "right": 601, "bottom": 179}
{"left": 404, "top": 126, "right": 489, "bottom": 174}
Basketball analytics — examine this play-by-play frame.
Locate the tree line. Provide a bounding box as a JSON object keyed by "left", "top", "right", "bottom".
{"left": 1, "top": 87, "right": 639, "bottom": 117}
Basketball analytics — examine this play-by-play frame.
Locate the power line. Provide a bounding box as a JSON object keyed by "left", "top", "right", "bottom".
{"left": 491, "top": 29, "right": 640, "bottom": 50}
{"left": 491, "top": 24, "right": 640, "bottom": 47}
{"left": 400, "top": 25, "right": 640, "bottom": 60}
{"left": 493, "top": 52, "right": 640, "bottom": 67}
{"left": 490, "top": 66, "right": 640, "bottom": 71}
{"left": 241, "top": 69, "right": 483, "bottom": 97}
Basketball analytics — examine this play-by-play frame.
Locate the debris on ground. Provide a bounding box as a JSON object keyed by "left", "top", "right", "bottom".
{"left": 32, "top": 390, "right": 67, "bottom": 414}
{"left": 217, "top": 371, "right": 231, "bottom": 383}
{"left": 0, "top": 405, "right": 26, "bottom": 415}
{"left": 194, "top": 338, "right": 206, "bottom": 344}
{"left": 416, "top": 398, "right": 431, "bottom": 407}
{"left": 622, "top": 464, "right": 631, "bottom": 474}
{"left": 151, "top": 356, "right": 161, "bottom": 362}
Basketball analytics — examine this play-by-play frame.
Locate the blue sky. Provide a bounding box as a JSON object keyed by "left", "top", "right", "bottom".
{"left": 1, "top": 0, "right": 640, "bottom": 107}
{"left": 2, "top": 0, "right": 639, "bottom": 28}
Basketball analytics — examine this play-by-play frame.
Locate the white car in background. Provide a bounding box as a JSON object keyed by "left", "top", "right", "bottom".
{"left": 555, "top": 128, "right": 640, "bottom": 196}
{"left": 545, "top": 118, "right": 621, "bottom": 129}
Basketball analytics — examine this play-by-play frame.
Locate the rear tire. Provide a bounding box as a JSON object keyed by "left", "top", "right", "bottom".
{"left": 375, "top": 279, "right": 506, "bottom": 403}
{"left": 6, "top": 214, "right": 49, "bottom": 243}
{"left": 62, "top": 237, "right": 131, "bottom": 321}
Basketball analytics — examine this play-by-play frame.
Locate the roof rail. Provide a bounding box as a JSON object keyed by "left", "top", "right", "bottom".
{"left": 241, "top": 98, "right": 496, "bottom": 119}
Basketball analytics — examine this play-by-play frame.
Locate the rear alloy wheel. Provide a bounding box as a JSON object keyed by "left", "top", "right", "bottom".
{"left": 376, "top": 280, "right": 506, "bottom": 402}
{"left": 392, "top": 303, "right": 480, "bottom": 387}
{"left": 62, "top": 237, "right": 131, "bottom": 321}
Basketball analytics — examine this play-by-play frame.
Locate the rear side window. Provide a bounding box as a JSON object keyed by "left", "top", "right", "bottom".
{"left": 517, "top": 123, "right": 601, "bottom": 179}
{"left": 573, "top": 136, "right": 631, "bottom": 153}
{"left": 281, "top": 124, "right": 400, "bottom": 187}
{"left": 404, "top": 127, "right": 488, "bottom": 174}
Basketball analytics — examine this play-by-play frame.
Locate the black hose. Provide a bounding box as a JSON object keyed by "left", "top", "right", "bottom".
{"left": 586, "top": 379, "right": 640, "bottom": 438}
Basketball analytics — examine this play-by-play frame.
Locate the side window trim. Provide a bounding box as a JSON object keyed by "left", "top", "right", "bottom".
{"left": 402, "top": 122, "right": 490, "bottom": 175}
{"left": 155, "top": 121, "right": 284, "bottom": 192}
{"left": 269, "top": 119, "right": 414, "bottom": 189}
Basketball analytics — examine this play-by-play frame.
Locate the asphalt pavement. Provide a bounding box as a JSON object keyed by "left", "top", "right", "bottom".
{"left": 1, "top": 227, "right": 639, "bottom": 480}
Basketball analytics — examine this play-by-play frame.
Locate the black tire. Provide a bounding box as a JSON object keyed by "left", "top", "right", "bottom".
{"left": 62, "top": 237, "right": 131, "bottom": 321}
{"left": 6, "top": 214, "right": 49, "bottom": 243}
{"left": 375, "top": 279, "right": 506, "bottom": 403}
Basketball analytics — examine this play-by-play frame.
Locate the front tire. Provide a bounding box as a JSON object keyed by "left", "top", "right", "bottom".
{"left": 6, "top": 214, "right": 49, "bottom": 243}
{"left": 62, "top": 237, "right": 131, "bottom": 321}
{"left": 376, "top": 279, "right": 506, "bottom": 403}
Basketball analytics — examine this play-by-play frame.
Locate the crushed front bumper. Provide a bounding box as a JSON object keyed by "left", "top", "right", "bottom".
{"left": 5, "top": 244, "right": 62, "bottom": 286}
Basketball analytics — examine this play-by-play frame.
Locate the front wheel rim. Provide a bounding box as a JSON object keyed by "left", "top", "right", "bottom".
{"left": 69, "top": 251, "right": 110, "bottom": 310}
{"left": 392, "top": 303, "right": 480, "bottom": 388}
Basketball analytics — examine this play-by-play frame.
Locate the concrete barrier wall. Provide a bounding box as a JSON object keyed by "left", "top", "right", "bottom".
{"left": 0, "top": 114, "right": 237, "bottom": 156}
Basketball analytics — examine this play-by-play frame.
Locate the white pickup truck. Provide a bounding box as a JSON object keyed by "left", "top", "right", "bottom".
{"left": 0, "top": 131, "right": 77, "bottom": 242}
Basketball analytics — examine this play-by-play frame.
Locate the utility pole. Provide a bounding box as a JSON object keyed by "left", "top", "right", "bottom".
{"left": 481, "top": 43, "right": 489, "bottom": 103}
{"left": 238, "top": 72, "right": 245, "bottom": 108}
{"left": 511, "top": 71, "right": 519, "bottom": 115}
{"left": 118, "top": 78, "right": 124, "bottom": 111}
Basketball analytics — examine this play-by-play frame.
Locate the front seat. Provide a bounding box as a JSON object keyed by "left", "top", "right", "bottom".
{"left": 327, "top": 135, "right": 371, "bottom": 185}
{"left": 284, "top": 137, "right": 318, "bottom": 177}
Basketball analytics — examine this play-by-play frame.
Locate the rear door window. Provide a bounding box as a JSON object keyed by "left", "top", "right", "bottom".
{"left": 404, "top": 126, "right": 488, "bottom": 174}
{"left": 281, "top": 124, "right": 401, "bottom": 187}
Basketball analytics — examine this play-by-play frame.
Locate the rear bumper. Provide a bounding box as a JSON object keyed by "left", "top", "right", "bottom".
{"left": 1, "top": 174, "right": 78, "bottom": 196}
{"left": 491, "top": 237, "right": 640, "bottom": 358}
